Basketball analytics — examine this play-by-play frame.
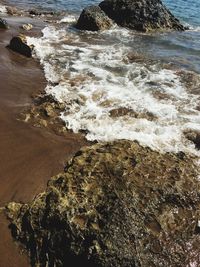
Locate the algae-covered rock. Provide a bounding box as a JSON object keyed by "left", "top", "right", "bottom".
{"left": 76, "top": 6, "right": 113, "bottom": 31}
{"left": 99, "top": 0, "right": 186, "bottom": 32}
{"left": 6, "top": 141, "right": 200, "bottom": 267}
{"left": 7, "top": 35, "right": 33, "bottom": 57}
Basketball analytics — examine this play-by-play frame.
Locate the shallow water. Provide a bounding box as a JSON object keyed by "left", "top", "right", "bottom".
{"left": 1, "top": 0, "right": 200, "bottom": 156}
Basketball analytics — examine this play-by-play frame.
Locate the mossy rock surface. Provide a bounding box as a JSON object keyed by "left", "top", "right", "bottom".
{"left": 6, "top": 140, "right": 200, "bottom": 267}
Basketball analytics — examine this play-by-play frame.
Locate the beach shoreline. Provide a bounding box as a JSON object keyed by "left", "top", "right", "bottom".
{"left": 1, "top": 1, "right": 200, "bottom": 266}
{"left": 0, "top": 7, "right": 87, "bottom": 267}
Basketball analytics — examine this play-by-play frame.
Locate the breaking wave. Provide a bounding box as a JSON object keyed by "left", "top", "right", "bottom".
{"left": 27, "top": 18, "right": 200, "bottom": 156}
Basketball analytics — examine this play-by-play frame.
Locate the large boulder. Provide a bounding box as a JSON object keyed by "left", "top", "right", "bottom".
{"left": 99, "top": 0, "right": 186, "bottom": 32}
{"left": 76, "top": 5, "right": 113, "bottom": 31}
{"left": 7, "top": 35, "right": 33, "bottom": 57}
{"left": 6, "top": 140, "right": 200, "bottom": 267}
{"left": 0, "top": 18, "right": 9, "bottom": 29}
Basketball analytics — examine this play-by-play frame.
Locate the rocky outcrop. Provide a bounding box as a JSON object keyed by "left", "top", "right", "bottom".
{"left": 21, "top": 92, "right": 68, "bottom": 134}
{"left": 7, "top": 35, "right": 33, "bottom": 57}
{"left": 6, "top": 140, "right": 200, "bottom": 267}
{"left": 76, "top": 6, "right": 113, "bottom": 31}
{"left": 0, "top": 18, "right": 8, "bottom": 29}
{"left": 29, "top": 9, "right": 55, "bottom": 16}
{"left": 99, "top": 0, "right": 186, "bottom": 32}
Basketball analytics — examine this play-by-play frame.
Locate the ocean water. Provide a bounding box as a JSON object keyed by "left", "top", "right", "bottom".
{"left": 1, "top": 0, "right": 200, "bottom": 156}
{"left": 4, "top": 0, "right": 200, "bottom": 26}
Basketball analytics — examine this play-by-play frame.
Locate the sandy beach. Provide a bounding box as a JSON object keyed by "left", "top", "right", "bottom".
{"left": 0, "top": 14, "right": 87, "bottom": 267}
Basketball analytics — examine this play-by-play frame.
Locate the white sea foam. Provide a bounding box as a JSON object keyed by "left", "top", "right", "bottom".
{"left": 0, "top": 5, "right": 7, "bottom": 14}
{"left": 191, "top": 26, "right": 200, "bottom": 32}
{"left": 27, "top": 25, "right": 200, "bottom": 156}
{"left": 186, "top": 23, "right": 200, "bottom": 32}
{"left": 59, "top": 15, "right": 77, "bottom": 24}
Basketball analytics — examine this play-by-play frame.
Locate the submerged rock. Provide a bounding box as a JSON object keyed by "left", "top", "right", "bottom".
{"left": 29, "top": 9, "right": 55, "bottom": 16}
{"left": 7, "top": 35, "right": 33, "bottom": 57}
{"left": 21, "top": 92, "right": 68, "bottom": 134}
{"left": 184, "top": 130, "right": 200, "bottom": 150}
{"left": 6, "top": 6, "right": 20, "bottom": 16}
{"left": 21, "top": 23, "right": 33, "bottom": 31}
{"left": 99, "top": 0, "right": 186, "bottom": 32}
{"left": 76, "top": 6, "right": 113, "bottom": 31}
{"left": 0, "top": 18, "right": 9, "bottom": 29}
{"left": 6, "top": 140, "right": 200, "bottom": 267}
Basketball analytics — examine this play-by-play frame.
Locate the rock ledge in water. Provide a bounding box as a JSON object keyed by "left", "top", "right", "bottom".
{"left": 6, "top": 140, "right": 200, "bottom": 267}
{"left": 99, "top": 0, "right": 186, "bottom": 32}
{"left": 76, "top": 5, "right": 113, "bottom": 31}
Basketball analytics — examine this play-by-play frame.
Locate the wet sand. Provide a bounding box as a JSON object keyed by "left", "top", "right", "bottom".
{"left": 0, "top": 16, "right": 87, "bottom": 266}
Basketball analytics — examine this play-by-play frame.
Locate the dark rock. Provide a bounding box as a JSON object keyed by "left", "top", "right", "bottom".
{"left": 184, "top": 130, "right": 200, "bottom": 150}
{"left": 29, "top": 9, "right": 55, "bottom": 16}
{"left": 99, "top": 0, "right": 186, "bottom": 32}
{"left": 0, "top": 18, "right": 9, "bottom": 29}
{"left": 6, "top": 140, "right": 200, "bottom": 267}
{"left": 29, "top": 9, "right": 42, "bottom": 16}
{"left": 76, "top": 5, "right": 113, "bottom": 31}
{"left": 7, "top": 35, "right": 33, "bottom": 57}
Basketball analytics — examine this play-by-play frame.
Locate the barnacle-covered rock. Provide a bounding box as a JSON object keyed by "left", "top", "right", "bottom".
{"left": 6, "top": 140, "right": 200, "bottom": 267}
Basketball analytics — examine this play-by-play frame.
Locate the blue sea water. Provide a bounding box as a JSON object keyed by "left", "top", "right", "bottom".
{"left": 164, "top": 0, "right": 200, "bottom": 27}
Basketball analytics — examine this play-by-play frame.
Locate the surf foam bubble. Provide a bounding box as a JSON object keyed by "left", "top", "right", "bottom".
{"left": 59, "top": 15, "right": 77, "bottom": 24}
